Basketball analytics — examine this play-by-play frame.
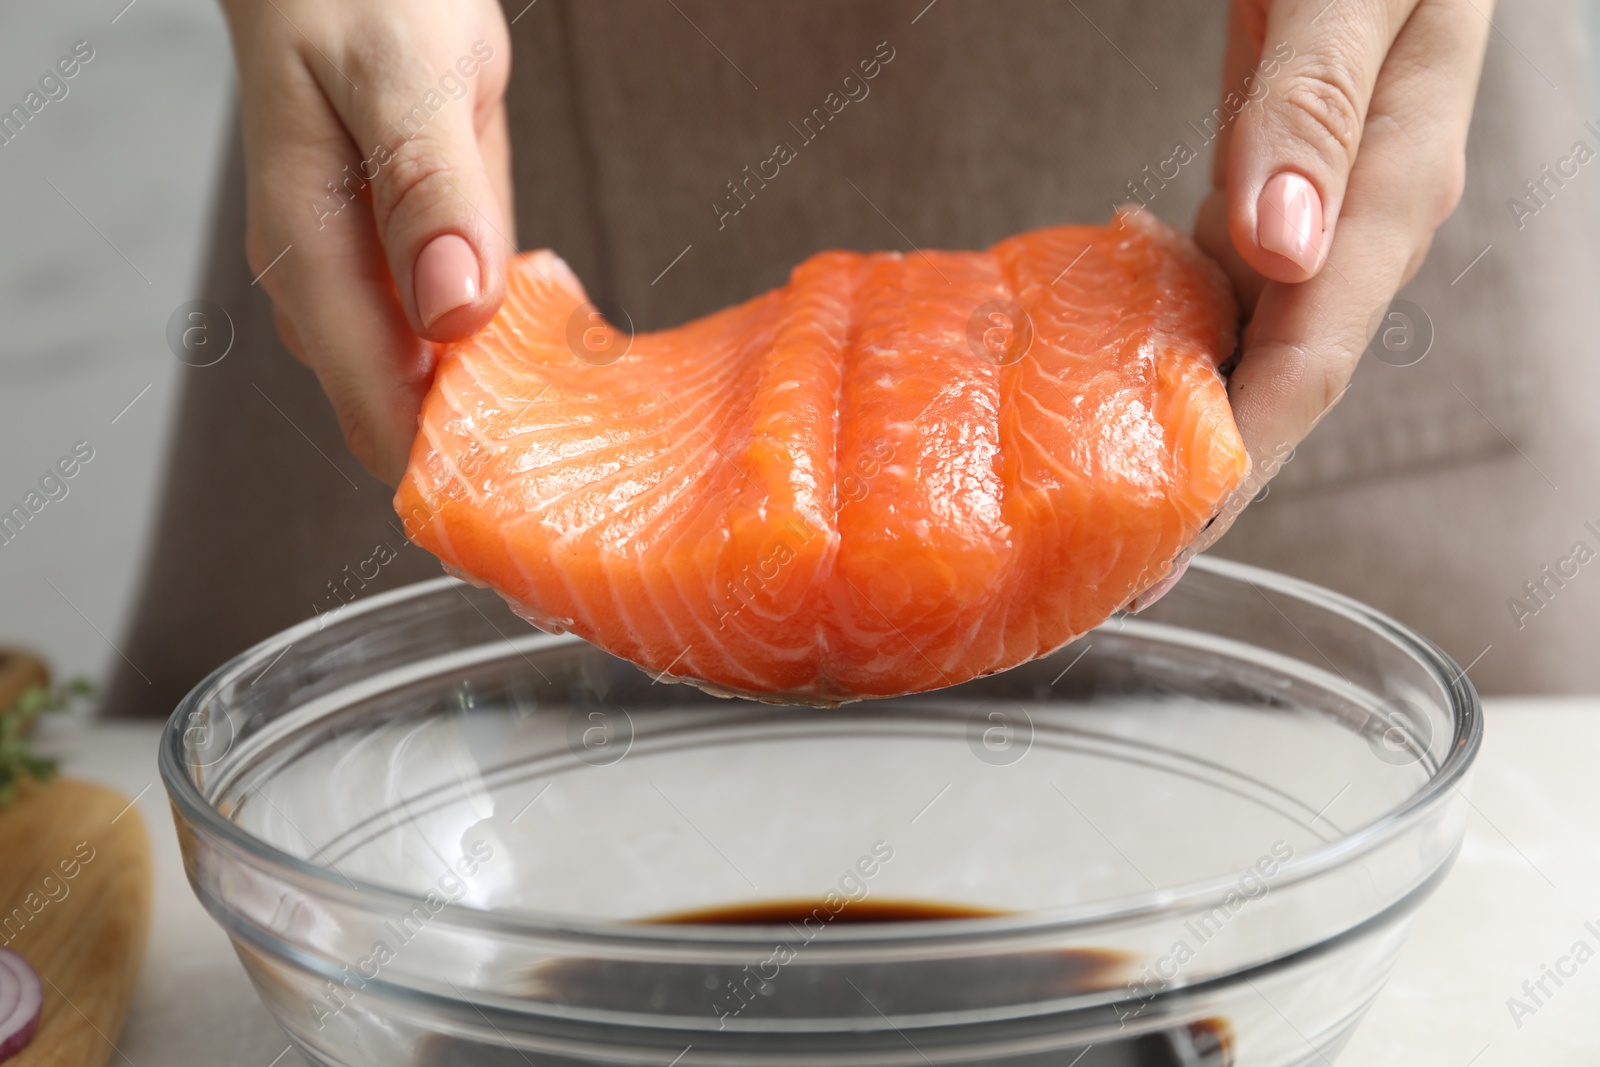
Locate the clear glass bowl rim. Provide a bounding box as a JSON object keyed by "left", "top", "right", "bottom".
{"left": 159, "top": 555, "right": 1482, "bottom": 951}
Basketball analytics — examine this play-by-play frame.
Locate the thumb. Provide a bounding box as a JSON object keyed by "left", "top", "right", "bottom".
{"left": 1227, "top": 0, "right": 1414, "bottom": 283}
{"left": 327, "top": 40, "right": 509, "bottom": 341}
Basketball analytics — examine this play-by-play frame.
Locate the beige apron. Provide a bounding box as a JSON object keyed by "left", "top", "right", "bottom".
{"left": 102, "top": 0, "right": 1600, "bottom": 717}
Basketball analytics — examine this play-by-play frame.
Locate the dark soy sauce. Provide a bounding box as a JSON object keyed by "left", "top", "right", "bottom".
{"left": 657, "top": 897, "right": 1008, "bottom": 924}
{"left": 416, "top": 900, "right": 1233, "bottom": 1067}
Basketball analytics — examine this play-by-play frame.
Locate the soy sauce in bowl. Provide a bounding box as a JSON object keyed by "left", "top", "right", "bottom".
{"left": 419, "top": 900, "right": 1233, "bottom": 1067}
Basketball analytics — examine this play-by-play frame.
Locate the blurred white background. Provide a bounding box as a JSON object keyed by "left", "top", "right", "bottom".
{"left": 0, "top": 0, "right": 231, "bottom": 685}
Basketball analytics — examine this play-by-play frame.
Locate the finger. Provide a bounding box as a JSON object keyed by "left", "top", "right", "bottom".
{"left": 322, "top": 27, "right": 511, "bottom": 341}
{"left": 1398, "top": 232, "right": 1434, "bottom": 288}
{"left": 1226, "top": 0, "right": 1417, "bottom": 283}
{"left": 478, "top": 98, "right": 518, "bottom": 255}
{"left": 241, "top": 59, "right": 434, "bottom": 485}
{"left": 1195, "top": 0, "right": 1294, "bottom": 317}
{"left": 271, "top": 303, "right": 309, "bottom": 365}
{"left": 1195, "top": 188, "right": 1268, "bottom": 315}
{"left": 1192, "top": 0, "right": 1489, "bottom": 553}
{"left": 1207, "top": 0, "right": 1272, "bottom": 190}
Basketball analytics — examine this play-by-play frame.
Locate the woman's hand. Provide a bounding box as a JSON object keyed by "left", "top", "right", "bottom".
{"left": 1189, "top": 0, "right": 1494, "bottom": 552}
{"left": 222, "top": 0, "right": 514, "bottom": 484}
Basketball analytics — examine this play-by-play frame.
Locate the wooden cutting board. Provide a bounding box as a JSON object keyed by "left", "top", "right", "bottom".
{"left": 0, "top": 776, "right": 151, "bottom": 1067}
{"left": 0, "top": 650, "right": 48, "bottom": 718}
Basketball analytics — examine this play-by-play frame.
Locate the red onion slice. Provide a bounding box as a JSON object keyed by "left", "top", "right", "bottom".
{"left": 0, "top": 947, "right": 42, "bottom": 1062}
{"left": 0, "top": 961, "right": 17, "bottom": 1037}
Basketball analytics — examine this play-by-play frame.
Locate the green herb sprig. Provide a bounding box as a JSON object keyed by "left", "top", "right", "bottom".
{"left": 0, "top": 678, "right": 92, "bottom": 808}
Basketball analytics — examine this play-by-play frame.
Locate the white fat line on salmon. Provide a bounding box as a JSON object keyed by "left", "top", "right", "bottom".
{"left": 0, "top": 40, "right": 95, "bottom": 149}
{"left": 0, "top": 440, "right": 95, "bottom": 548}
{"left": 840, "top": 434, "right": 897, "bottom": 504}
{"left": 1112, "top": 40, "right": 1293, "bottom": 220}
{"left": 397, "top": 428, "right": 504, "bottom": 540}
{"left": 398, "top": 384, "right": 549, "bottom": 542}
{"left": 711, "top": 41, "right": 897, "bottom": 231}
{"left": 308, "top": 40, "right": 497, "bottom": 230}
{"left": 714, "top": 517, "right": 819, "bottom": 629}
{"left": 1188, "top": 436, "right": 1296, "bottom": 549}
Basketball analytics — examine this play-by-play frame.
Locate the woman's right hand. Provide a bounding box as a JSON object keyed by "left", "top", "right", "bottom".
{"left": 221, "top": 0, "right": 514, "bottom": 484}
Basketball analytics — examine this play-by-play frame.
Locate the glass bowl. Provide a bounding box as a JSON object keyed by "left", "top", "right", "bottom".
{"left": 161, "top": 556, "right": 1480, "bottom": 1067}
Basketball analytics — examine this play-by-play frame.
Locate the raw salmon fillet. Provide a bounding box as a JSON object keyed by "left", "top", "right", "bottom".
{"left": 396, "top": 209, "right": 1246, "bottom": 704}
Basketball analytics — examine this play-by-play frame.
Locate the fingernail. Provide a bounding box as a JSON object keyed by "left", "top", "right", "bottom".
{"left": 1256, "top": 172, "right": 1323, "bottom": 272}
{"left": 414, "top": 234, "right": 480, "bottom": 329}
{"left": 1129, "top": 558, "right": 1190, "bottom": 614}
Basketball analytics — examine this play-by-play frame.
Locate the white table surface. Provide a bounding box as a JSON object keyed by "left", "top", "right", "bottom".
{"left": 34, "top": 700, "right": 1600, "bottom": 1067}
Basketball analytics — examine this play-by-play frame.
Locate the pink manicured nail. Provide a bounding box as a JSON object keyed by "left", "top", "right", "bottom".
{"left": 414, "top": 234, "right": 480, "bottom": 329}
{"left": 1256, "top": 172, "right": 1323, "bottom": 272}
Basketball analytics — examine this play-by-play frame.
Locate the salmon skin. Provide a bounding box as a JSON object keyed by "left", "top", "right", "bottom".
{"left": 396, "top": 209, "right": 1246, "bottom": 705}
